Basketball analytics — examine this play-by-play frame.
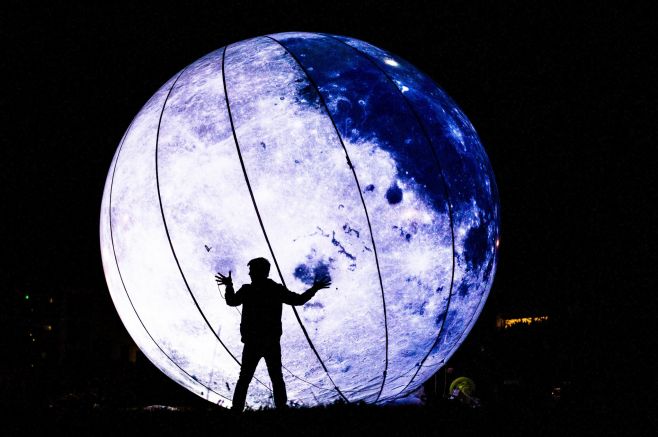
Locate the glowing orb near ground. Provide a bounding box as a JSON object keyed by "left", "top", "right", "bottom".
{"left": 99, "top": 32, "right": 500, "bottom": 408}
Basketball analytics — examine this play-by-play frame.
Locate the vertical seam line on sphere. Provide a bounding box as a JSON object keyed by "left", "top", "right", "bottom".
{"left": 221, "top": 43, "right": 345, "bottom": 402}
{"left": 153, "top": 63, "right": 273, "bottom": 394}
{"left": 108, "top": 95, "right": 231, "bottom": 403}
{"left": 266, "top": 34, "right": 390, "bottom": 403}
{"left": 320, "top": 33, "right": 458, "bottom": 401}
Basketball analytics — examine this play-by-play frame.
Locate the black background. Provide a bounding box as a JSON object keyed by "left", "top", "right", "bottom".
{"left": 1, "top": 0, "right": 654, "bottom": 421}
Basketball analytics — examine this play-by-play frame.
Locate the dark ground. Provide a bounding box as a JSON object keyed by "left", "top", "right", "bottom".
{"left": 4, "top": 396, "right": 653, "bottom": 437}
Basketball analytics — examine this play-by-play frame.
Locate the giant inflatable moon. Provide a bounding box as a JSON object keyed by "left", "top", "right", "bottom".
{"left": 100, "top": 32, "right": 500, "bottom": 408}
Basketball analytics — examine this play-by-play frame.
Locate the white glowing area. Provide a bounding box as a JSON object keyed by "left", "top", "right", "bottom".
{"left": 99, "top": 32, "right": 500, "bottom": 409}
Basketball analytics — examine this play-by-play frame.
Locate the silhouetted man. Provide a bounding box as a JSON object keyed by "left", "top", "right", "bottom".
{"left": 215, "top": 257, "right": 330, "bottom": 412}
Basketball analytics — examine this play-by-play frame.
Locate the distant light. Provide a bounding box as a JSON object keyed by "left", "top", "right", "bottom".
{"left": 384, "top": 58, "right": 399, "bottom": 67}
{"left": 49, "top": 297, "right": 54, "bottom": 304}
{"left": 495, "top": 238, "right": 500, "bottom": 248}
{"left": 24, "top": 294, "right": 30, "bottom": 300}
{"left": 45, "top": 325, "right": 53, "bottom": 331}
{"left": 498, "top": 316, "right": 549, "bottom": 329}
{"left": 400, "top": 85, "right": 409, "bottom": 93}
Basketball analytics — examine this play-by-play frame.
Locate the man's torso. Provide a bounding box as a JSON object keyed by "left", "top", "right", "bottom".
{"left": 238, "top": 279, "right": 285, "bottom": 343}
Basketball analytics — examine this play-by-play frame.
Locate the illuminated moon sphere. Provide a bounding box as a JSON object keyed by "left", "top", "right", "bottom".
{"left": 100, "top": 32, "right": 500, "bottom": 408}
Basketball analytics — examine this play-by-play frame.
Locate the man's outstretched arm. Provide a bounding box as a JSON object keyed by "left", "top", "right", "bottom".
{"left": 215, "top": 271, "right": 242, "bottom": 306}
{"left": 282, "top": 276, "right": 331, "bottom": 306}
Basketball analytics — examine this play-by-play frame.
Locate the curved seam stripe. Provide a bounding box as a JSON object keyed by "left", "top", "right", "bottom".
{"left": 221, "top": 44, "right": 348, "bottom": 403}
{"left": 265, "top": 34, "right": 391, "bottom": 402}
{"left": 109, "top": 104, "right": 230, "bottom": 403}
{"left": 154, "top": 64, "right": 272, "bottom": 393}
{"left": 320, "top": 34, "right": 458, "bottom": 401}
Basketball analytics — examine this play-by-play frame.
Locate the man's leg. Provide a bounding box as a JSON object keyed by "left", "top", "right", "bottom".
{"left": 264, "top": 341, "right": 287, "bottom": 408}
{"left": 232, "top": 342, "right": 261, "bottom": 412}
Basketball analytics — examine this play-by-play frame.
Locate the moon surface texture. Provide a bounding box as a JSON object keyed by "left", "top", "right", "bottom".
{"left": 100, "top": 32, "right": 500, "bottom": 408}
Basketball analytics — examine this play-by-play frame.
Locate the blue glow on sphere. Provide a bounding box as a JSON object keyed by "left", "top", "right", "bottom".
{"left": 99, "top": 32, "right": 500, "bottom": 409}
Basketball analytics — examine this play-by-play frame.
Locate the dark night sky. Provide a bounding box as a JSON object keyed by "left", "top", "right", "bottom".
{"left": 2, "top": 1, "right": 653, "bottom": 381}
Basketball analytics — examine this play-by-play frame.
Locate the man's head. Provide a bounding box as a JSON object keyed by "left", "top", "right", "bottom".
{"left": 247, "top": 257, "right": 270, "bottom": 282}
